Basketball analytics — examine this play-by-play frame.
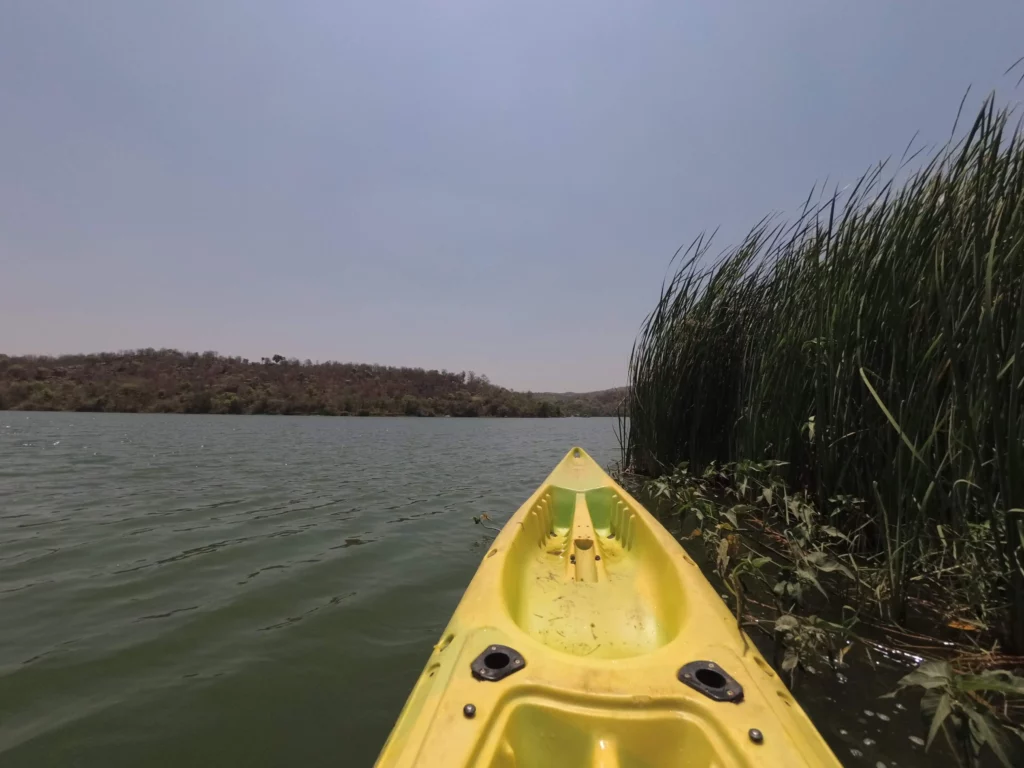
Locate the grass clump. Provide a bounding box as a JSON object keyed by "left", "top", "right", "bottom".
{"left": 623, "top": 93, "right": 1024, "bottom": 653}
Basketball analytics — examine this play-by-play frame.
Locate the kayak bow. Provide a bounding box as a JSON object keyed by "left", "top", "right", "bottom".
{"left": 375, "top": 447, "right": 841, "bottom": 767}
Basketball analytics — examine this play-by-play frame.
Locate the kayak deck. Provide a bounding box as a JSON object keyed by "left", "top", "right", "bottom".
{"left": 375, "top": 448, "right": 841, "bottom": 768}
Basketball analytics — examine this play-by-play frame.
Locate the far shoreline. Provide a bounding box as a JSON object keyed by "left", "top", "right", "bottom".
{"left": 0, "top": 350, "right": 626, "bottom": 419}
{"left": 1, "top": 408, "right": 622, "bottom": 419}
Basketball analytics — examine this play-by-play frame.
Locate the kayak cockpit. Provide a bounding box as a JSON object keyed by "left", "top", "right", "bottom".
{"left": 485, "top": 696, "right": 721, "bottom": 768}
{"left": 501, "top": 485, "right": 684, "bottom": 659}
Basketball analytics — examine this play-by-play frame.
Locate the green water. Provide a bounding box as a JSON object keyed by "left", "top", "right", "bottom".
{"left": 0, "top": 414, "right": 623, "bottom": 765}
{"left": 0, "top": 413, "right": 942, "bottom": 766}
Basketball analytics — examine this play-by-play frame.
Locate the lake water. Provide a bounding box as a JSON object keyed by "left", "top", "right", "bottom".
{"left": 0, "top": 413, "right": 940, "bottom": 766}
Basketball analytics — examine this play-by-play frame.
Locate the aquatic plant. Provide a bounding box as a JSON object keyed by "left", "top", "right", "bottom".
{"left": 887, "top": 660, "right": 1024, "bottom": 767}
{"left": 625, "top": 93, "right": 1024, "bottom": 651}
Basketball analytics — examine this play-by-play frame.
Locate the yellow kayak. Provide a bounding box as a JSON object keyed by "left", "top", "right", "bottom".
{"left": 375, "top": 447, "right": 841, "bottom": 767}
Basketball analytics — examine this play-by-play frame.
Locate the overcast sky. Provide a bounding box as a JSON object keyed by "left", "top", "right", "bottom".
{"left": 2, "top": 1, "right": 1023, "bottom": 391}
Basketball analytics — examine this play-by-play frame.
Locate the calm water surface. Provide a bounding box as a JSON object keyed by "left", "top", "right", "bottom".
{"left": 1, "top": 413, "right": 938, "bottom": 766}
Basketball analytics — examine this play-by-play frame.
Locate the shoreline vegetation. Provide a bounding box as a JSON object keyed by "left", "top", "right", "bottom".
{"left": 0, "top": 350, "right": 624, "bottom": 418}
{"left": 621, "top": 92, "right": 1024, "bottom": 765}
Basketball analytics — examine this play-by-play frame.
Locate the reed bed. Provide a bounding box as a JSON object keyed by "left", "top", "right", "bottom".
{"left": 623, "top": 95, "right": 1024, "bottom": 650}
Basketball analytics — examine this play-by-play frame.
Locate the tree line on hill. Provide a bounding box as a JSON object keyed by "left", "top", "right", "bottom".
{"left": 0, "top": 350, "right": 624, "bottom": 418}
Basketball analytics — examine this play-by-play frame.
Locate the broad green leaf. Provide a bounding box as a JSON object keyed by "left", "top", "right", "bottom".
{"left": 820, "top": 525, "right": 848, "bottom": 541}
{"left": 918, "top": 660, "right": 953, "bottom": 679}
{"left": 898, "top": 672, "right": 951, "bottom": 690}
{"left": 775, "top": 614, "right": 799, "bottom": 632}
{"left": 920, "top": 687, "right": 942, "bottom": 718}
{"left": 762, "top": 487, "right": 773, "bottom": 506}
{"left": 816, "top": 558, "right": 855, "bottom": 580}
{"left": 717, "top": 537, "right": 731, "bottom": 571}
{"left": 796, "top": 566, "right": 828, "bottom": 597}
{"left": 964, "top": 707, "right": 1018, "bottom": 768}
{"left": 959, "top": 670, "right": 1024, "bottom": 695}
{"left": 804, "top": 415, "right": 816, "bottom": 442}
{"left": 836, "top": 643, "right": 852, "bottom": 664}
{"left": 926, "top": 693, "right": 952, "bottom": 750}
{"left": 898, "top": 660, "right": 952, "bottom": 690}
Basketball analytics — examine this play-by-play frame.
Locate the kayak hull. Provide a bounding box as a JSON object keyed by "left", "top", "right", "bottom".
{"left": 375, "top": 447, "right": 841, "bottom": 767}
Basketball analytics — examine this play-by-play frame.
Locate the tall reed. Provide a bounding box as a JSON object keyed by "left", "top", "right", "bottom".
{"left": 624, "top": 95, "right": 1024, "bottom": 649}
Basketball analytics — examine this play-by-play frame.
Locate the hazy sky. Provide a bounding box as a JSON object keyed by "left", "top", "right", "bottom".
{"left": 2, "top": 1, "right": 1023, "bottom": 391}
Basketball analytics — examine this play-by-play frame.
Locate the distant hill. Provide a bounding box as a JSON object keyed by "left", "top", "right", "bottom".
{"left": 538, "top": 388, "right": 627, "bottom": 417}
{"left": 0, "top": 350, "right": 624, "bottom": 418}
